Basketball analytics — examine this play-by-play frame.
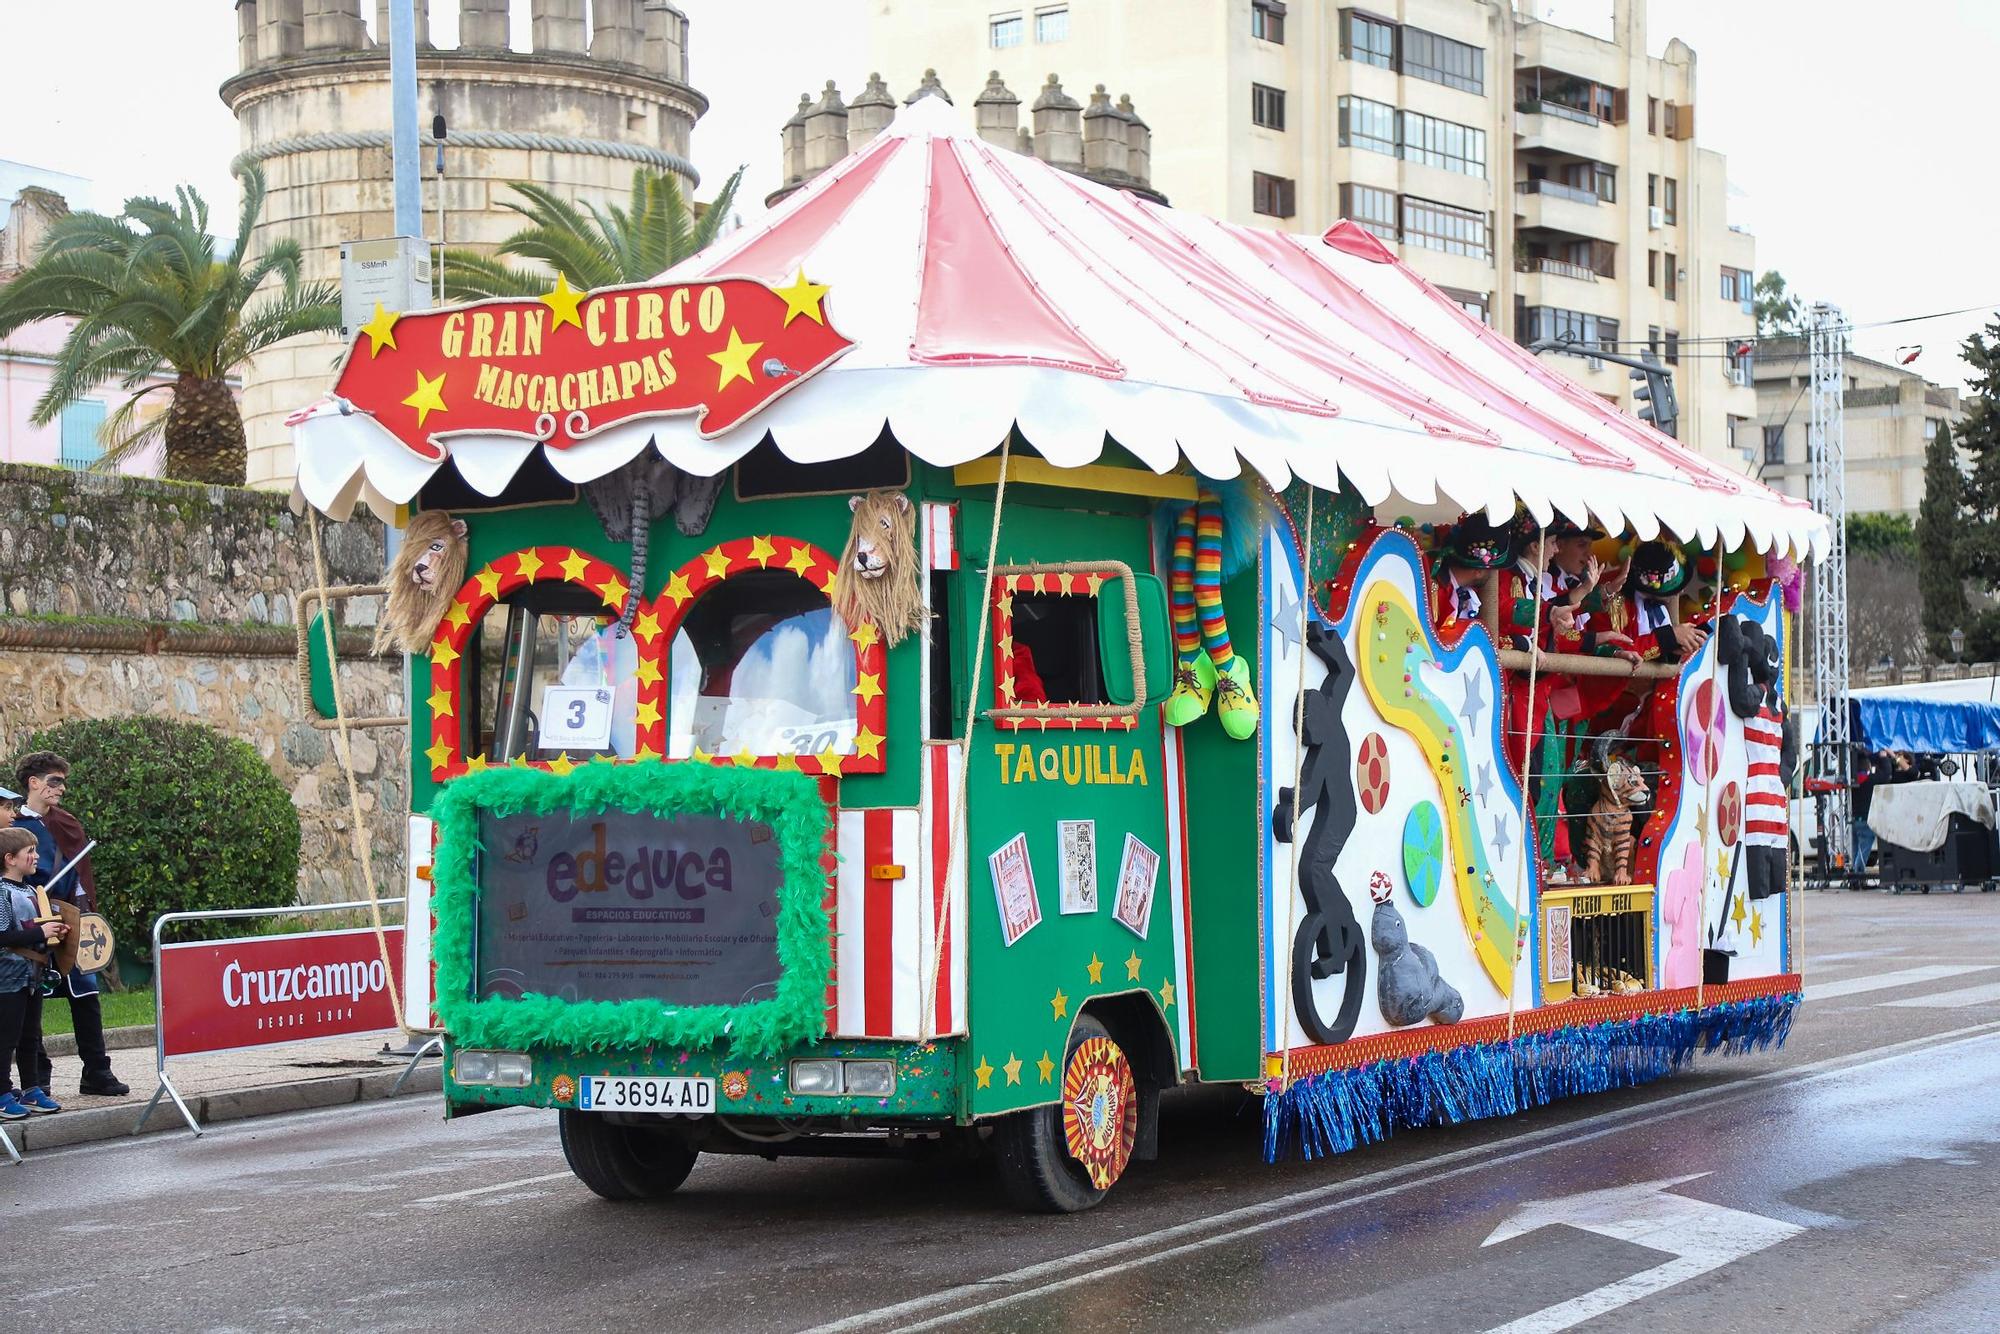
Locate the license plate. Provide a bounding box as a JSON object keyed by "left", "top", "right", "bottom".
{"left": 577, "top": 1075, "right": 715, "bottom": 1113}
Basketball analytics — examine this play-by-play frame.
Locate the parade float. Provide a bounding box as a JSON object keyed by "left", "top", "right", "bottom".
{"left": 289, "top": 97, "right": 1824, "bottom": 1212}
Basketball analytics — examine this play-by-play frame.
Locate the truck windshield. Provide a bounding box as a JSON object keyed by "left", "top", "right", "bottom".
{"left": 667, "top": 570, "right": 859, "bottom": 759}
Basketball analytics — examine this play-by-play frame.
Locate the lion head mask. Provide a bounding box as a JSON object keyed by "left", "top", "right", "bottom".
{"left": 375, "top": 509, "right": 469, "bottom": 655}
{"left": 834, "top": 490, "right": 924, "bottom": 648}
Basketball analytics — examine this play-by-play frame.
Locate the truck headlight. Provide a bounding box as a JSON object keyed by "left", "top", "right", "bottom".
{"left": 842, "top": 1060, "right": 896, "bottom": 1096}
{"left": 454, "top": 1049, "right": 532, "bottom": 1087}
{"left": 789, "top": 1059, "right": 843, "bottom": 1094}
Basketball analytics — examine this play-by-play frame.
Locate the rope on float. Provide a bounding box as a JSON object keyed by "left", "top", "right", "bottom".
{"left": 1505, "top": 528, "right": 1549, "bottom": 1044}
{"left": 1274, "top": 483, "right": 1314, "bottom": 1092}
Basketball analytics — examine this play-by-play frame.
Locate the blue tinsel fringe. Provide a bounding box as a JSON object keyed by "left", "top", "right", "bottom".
{"left": 1262, "top": 993, "right": 1799, "bottom": 1162}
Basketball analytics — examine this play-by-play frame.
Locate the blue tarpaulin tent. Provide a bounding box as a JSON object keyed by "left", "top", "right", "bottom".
{"left": 1850, "top": 692, "right": 2000, "bottom": 755}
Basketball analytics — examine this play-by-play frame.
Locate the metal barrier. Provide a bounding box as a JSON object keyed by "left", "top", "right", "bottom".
{"left": 135, "top": 898, "right": 409, "bottom": 1139}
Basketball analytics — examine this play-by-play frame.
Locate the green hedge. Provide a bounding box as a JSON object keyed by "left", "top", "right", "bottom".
{"left": 22, "top": 717, "right": 301, "bottom": 958}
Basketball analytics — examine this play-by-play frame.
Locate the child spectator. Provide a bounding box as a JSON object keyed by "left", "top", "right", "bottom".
{"left": 1, "top": 826, "right": 67, "bottom": 1120}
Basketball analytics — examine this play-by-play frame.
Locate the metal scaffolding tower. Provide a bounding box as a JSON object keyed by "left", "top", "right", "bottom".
{"left": 1807, "top": 301, "right": 1851, "bottom": 866}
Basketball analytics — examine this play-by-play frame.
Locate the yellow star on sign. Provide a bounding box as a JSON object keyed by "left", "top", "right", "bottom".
{"left": 474, "top": 566, "right": 503, "bottom": 600}
{"left": 772, "top": 268, "right": 831, "bottom": 326}
{"left": 429, "top": 638, "right": 460, "bottom": 670}
{"left": 539, "top": 273, "right": 586, "bottom": 331}
{"left": 974, "top": 1056, "right": 994, "bottom": 1089}
{"left": 631, "top": 610, "right": 662, "bottom": 643}
{"left": 853, "top": 672, "right": 882, "bottom": 704}
{"left": 546, "top": 753, "right": 576, "bottom": 777}
{"left": 702, "top": 548, "right": 734, "bottom": 580}
{"left": 784, "top": 544, "right": 817, "bottom": 577}
{"left": 1159, "top": 979, "right": 1176, "bottom": 1008}
{"left": 596, "top": 573, "right": 629, "bottom": 610}
{"left": 635, "top": 657, "right": 662, "bottom": 687}
{"left": 708, "top": 326, "right": 764, "bottom": 391}
{"left": 1003, "top": 1053, "right": 1023, "bottom": 1086}
{"left": 559, "top": 549, "right": 592, "bottom": 582}
{"left": 1050, "top": 987, "right": 1069, "bottom": 1020}
{"left": 359, "top": 302, "right": 400, "bottom": 357}
{"left": 1125, "top": 950, "right": 1143, "bottom": 981}
{"left": 854, "top": 728, "right": 884, "bottom": 760}
{"left": 423, "top": 739, "right": 454, "bottom": 771}
{"left": 748, "top": 534, "right": 776, "bottom": 567}
{"left": 662, "top": 571, "right": 693, "bottom": 606}
{"left": 402, "top": 369, "right": 448, "bottom": 428}
{"left": 513, "top": 549, "right": 545, "bottom": 581}
{"left": 1086, "top": 953, "right": 1105, "bottom": 984}
{"left": 635, "top": 699, "right": 662, "bottom": 728}
{"left": 1037, "top": 1051, "right": 1056, "bottom": 1084}
{"left": 427, "top": 687, "right": 455, "bottom": 719}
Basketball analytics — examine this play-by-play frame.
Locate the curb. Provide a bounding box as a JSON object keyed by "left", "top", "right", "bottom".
{"left": 43, "top": 1025, "right": 154, "bottom": 1059}
{"left": 2, "top": 1061, "right": 444, "bottom": 1156}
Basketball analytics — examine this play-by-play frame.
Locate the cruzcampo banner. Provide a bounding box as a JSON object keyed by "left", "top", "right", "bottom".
{"left": 328, "top": 272, "right": 852, "bottom": 460}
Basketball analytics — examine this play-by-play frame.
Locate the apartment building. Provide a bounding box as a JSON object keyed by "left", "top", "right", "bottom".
{"left": 1754, "top": 339, "right": 1965, "bottom": 520}
{"left": 864, "top": 0, "right": 1760, "bottom": 470}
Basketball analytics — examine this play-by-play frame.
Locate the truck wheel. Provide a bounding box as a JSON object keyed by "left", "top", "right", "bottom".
{"left": 559, "top": 1110, "right": 698, "bottom": 1201}
{"left": 993, "top": 1015, "right": 1136, "bottom": 1214}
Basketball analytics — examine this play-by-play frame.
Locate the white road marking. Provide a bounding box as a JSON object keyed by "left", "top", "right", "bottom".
{"left": 410, "top": 1170, "right": 576, "bottom": 1205}
{"left": 1804, "top": 964, "right": 1989, "bottom": 1000}
{"left": 1479, "top": 1173, "right": 1803, "bottom": 1333}
{"left": 807, "top": 1021, "right": 2000, "bottom": 1334}
{"left": 1880, "top": 980, "right": 2000, "bottom": 1010}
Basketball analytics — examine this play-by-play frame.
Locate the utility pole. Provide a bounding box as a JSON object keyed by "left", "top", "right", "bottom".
{"left": 388, "top": 0, "right": 422, "bottom": 237}
{"left": 1808, "top": 301, "right": 1851, "bottom": 871}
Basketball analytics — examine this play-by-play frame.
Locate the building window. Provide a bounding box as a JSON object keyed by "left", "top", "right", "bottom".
{"left": 1647, "top": 250, "right": 1658, "bottom": 288}
{"left": 1727, "top": 341, "right": 1755, "bottom": 383}
{"left": 1034, "top": 5, "right": 1068, "bottom": 43}
{"left": 1721, "top": 266, "right": 1754, "bottom": 314}
{"left": 1593, "top": 163, "right": 1616, "bottom": 202}
{"left": 1763, "top": 425, "right": 1786, "bottom": 466}
{"left": 1252, "top": 82, "right": 1287, "bottom": 131}
{"left": 1441, "top": 287, "right": 1491, "bottom": 325}
{"left": 1340, "top": 10, "right": 1395, "bottom": 68}
{"left": 990, "top": 12, "right": 1024, "bottom": 47}
{"left": 1663, "top": 101, "right": 1679, "bottom": 137}
{"left": 1252, "top": 0, "right": 1285, "bottom": 44}
{"left": 1648, "top": 326, "right": 1660, "bottom": 356}
{"left": 1337, "top": 95, "right": 1398, "bottom": 156}
{"left": 1664, "top": 260, "right": 1677, "bottom": 302}
{"left": 1925, "top": 418, "right": 1941, "bottom": 443}
{"left": 1398, "top": 109, "right": 1486, "bottom": 177}
{"left": 1402, "top": 26, "right": 1484, "bottom": 94}
{"left": 58, "top": 399, "right": 106, "bottom": 470}
{"left": 1253, "top": 171, "right": 1296, "bottom": 218}
{"left": 1647, "top": 173, "right": 1657, "bottom": 207}
{"left": 1400, "top": 196, "right": 1489, "bottom": 259}
{"left": 1338, "top": 183, "right": 1399, "bottom": 242}
{"left": 1662, "top": 177, "right": 1678, "bottom": 226}
{"left": 1517, "top": 305, "right": 1619, "bottom": 353}
{"left": 1664, "top": 330, "right": 1681, "bottom": 365}
{"left": 1648, "top": 96, "right": 1659, "bottom": 133}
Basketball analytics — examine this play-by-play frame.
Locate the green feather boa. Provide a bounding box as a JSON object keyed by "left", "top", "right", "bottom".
{"left": 429, "top": 761, "right": 832, "bottom": 1058}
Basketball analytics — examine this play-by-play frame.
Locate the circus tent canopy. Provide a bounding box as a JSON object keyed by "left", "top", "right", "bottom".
{"left": 291, "top": 95, "right": 1825, "bottom": 558}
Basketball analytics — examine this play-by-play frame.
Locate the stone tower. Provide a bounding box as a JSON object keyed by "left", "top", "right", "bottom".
{"left": 221, "top": 0, "right": 707, "bottom": 490}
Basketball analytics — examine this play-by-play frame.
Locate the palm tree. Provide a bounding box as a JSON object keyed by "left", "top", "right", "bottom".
{"left": 442, "top": 166, "right": 745, "bottom": 301}
{"left": 0, "top": 166, "right": 336, "bottom": 485}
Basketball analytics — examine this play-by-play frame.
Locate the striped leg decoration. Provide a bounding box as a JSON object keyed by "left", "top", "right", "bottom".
{"left": 1165, "top": 503, "right": 1214, "bottom": 727}
{"left": 1196, "top": 489, "right": 1258, "bottom": 740}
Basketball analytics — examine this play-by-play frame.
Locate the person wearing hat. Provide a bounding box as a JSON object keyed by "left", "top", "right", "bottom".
{"left": 0, "top": 785, "right": 19, "bottom": 831}
{"left": 1432, "top": 514, "right": 1516, "bottom": 632}
{"left": 1626, "top": 539, "right": 1710, "bottom": 662}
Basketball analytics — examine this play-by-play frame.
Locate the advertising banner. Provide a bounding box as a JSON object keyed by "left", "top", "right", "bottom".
{"left": 157, "top": 926, "right": 405, "bottom": 1058}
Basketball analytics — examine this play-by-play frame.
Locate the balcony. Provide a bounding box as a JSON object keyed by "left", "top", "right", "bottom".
{"left": 1516, "top": 256, "right": 1598, "bottom": 282}
{"left": 1515, "top": 98, "right": 1601, "bottom": 127}
{"left": 1514, "top": 183, "right": 1618, "bottom": 241}
{"left": 1515, "top": 106, "right": 1614, "bottom": 159}
{"left": 1516, "top": 176, "right": 1601, "bottom": 207}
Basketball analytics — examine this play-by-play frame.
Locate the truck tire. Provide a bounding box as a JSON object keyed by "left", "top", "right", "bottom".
{"left": 992, "top": 1015, "right": 1126, "bottom": 1214}
{"left": 559, "top": 1110, "right": 698, "bottom": 1201}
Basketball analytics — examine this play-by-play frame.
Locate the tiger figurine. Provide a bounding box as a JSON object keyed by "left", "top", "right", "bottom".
{"left": 1578, "top": 738, "right": 1650, "bottom": 886}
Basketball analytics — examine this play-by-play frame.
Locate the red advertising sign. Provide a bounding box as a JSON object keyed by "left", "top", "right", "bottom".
{"left": 157, "top": 926, "right": 406, "bottom": 1058}
{"left": 322, "top": 274, "right": 852, "bottom": 461}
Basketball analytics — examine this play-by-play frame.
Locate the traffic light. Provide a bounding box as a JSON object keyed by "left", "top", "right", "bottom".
{"left": 1629, "top": 360, "right": 1679, "bottom": 439}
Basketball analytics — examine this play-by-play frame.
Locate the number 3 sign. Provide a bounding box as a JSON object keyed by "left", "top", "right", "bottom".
{"left": 540, "top": 685, "right": 613, "bottom": 751}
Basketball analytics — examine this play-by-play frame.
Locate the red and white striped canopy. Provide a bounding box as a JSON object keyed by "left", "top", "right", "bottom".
{"left": 294, "top": 96, "right": 1824, "bottom": 557}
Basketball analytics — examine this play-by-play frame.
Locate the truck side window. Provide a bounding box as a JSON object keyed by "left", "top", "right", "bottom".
{"left": 469, "top": 582, "right": 614, "bottom": 763}
{"left": 1003, "top": 590, "right": 1105, "bottom": 707}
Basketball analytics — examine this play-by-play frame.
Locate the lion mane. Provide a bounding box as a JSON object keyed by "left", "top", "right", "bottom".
{"left": 835, "top": 490, "right": 925, "bottom": 648}
{"left": 375, "top": 509, "right": 470, "bottom": 655}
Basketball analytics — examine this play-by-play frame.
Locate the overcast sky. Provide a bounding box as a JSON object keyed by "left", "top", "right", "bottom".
{"left": 2, "top": 1, "right": 1992, "bottom": 389}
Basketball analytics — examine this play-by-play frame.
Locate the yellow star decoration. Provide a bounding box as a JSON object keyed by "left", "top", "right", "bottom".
{"left": 546, "top": 753, "right": 577, "bottom": 777}
{"left": 732, "top": 749, "right": 757, "bottom": 768}
{"left": 632, "top": 743, "right": 660, "bottom": 762}
{"left": 1125, "top": 950, "right": 1143, "bottom": 981}
{"left": 854, "top": 672, "right": 882, "bottom": 705}
{"left": 702, "top": 548, "right": 734, "bottom": 580}
{"left": 1086, "top": 953, "right": 1105, "bottom": 984}
{"left": 474, "top": 566, "right": 503, "bottom": 600}
{"left": 773, "top": 752, "right": 802, "bottom": 773}
{"left": 513, "top": 549, "right": 545, "bottom": 581}
{"left": 854, "top": 728, "right": 884, "bottom": 761}
{"left": 996, "top": 592, "right": 1015, "bottom": 619}
{"left": 996, "top": 676, "right": 1017, "bottom": 705}
{"left": 747, "top": 535, "right": 777, "bottom": 567}
{"left": 359, "top": 302, "right": 400, "bottom": 357}
{"left": 662, "top": 571, "right": 693, "bottom": 607}
{"left": 539, "top": 273, "right": 586, "bottom": 331}
{"left": 708, "top": 326, "right": 764, "bottom": 391}
{"left": 1050, "top": 987, "right": 1069, "bottom": 1020}
{"left": 1002, "top": 1053, "right": 1023, "bottom": 1086}
{"left": 811, "top": 750, "right": 842, "bottom": 775}
{"left": 423, "top": 739, "right": 453, "bottom": 771}
{"left": 974, "top": 1056, "right": 994, "bottom": 1089}
{"left": 1087, "top": 572, "right": 1106, "bottom": 597}
{"left": 402, "top": 370, "right": 448, "bottom": 429}
{"left": 784, "top": 544, "right": 817, "bottom": 577}
{"left": 1749, "top": 907, "right": 1765, "bottom": 947}
{"left": 631, "top": 610, "right": 662, "bottom": 643}
{"left": 427, "top": 687, "right": 455, "bottom": 719}
{"left": 687, "top": 744, "right": 714, "bottom": 765}
{"left": 850, "top": 622, "right": 880, "bottom": 651}
{"left": 596, "top": 573, "right": 630, "bottom": 610}
{"left": 1037, "top": 1051, "right": 1056, "bottom": 1084}
{"left": 1691, "top": 803, "right": 1710, "bottom": 845}
{"left": 1716, "top": 849, "right": 1731, "bottom": 888}
{"left": 559, "top": 549, "right": 592, "bottom": 582}
{"left": 1159, "top": 979, "right": 1176, "bottom": 1008}
{"left": 464, "top": 753, "right": 489, "bottom": 772}
{"left": 636, "top": 657, "right": 663, "bottom": 687}
{"left": 1731, "top": 890, "right": 1749, "bottom": 932}
{"left": 635, "top": 699, "right": 662, "bottom": 728}
{"left": 443, "top": 600, "right": 472, "bottom": 631}
{"left": 429, "top": 638, "right": 460, "bottom": 670}
{"left": 772, "top": 268, "right": 831, "bottom": 326}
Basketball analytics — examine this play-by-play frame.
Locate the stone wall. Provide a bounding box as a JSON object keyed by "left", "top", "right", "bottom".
{"left": 0, "top": 462, "right": 408, "bottom": 905}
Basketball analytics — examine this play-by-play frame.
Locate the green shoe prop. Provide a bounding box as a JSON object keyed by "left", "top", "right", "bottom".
{"left": 1164, "top": 652, "right": 1216, "bottom": 728}
{"left": 1213, "top": 655, "right": 1259, "bottom": 740}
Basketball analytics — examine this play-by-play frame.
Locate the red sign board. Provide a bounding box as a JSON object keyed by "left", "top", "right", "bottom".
{"left": 324, "top": 274, "right": 852, "bottom": 462}
{"left": 157, "top": 926, "right": 406, "bottom": 1058}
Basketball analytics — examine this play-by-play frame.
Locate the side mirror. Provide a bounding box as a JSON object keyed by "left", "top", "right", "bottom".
{"left": 294, "top": 585, "right": 404, "bottom": 730}
{"left": 1098, "top": 571, "right": 1172, "bottom": 709}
